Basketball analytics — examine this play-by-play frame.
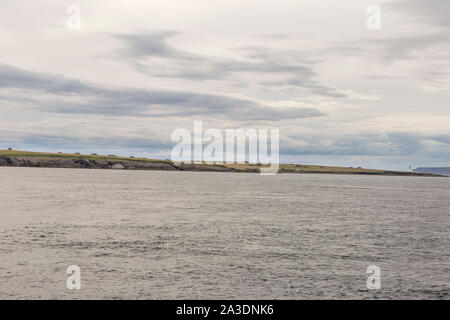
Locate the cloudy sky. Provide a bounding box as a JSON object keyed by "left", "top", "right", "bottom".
{"left": 1, "top": 0, "right": 449, "bottom": 170}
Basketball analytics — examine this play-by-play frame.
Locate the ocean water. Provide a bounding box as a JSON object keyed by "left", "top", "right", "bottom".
{"left": 0, "top": 167, "right": 448, "bottom": 299}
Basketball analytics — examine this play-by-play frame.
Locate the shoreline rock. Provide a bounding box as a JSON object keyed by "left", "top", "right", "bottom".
{"left": 0, "top": 156, "right": 235, "bottom": 173}
{"left": 0, "top": 155, "right": 442, "bottom": 176}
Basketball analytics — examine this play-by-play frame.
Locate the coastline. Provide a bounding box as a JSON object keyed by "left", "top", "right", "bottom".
{"left": 0, "top": 149, "right": 442, "bottom": 176}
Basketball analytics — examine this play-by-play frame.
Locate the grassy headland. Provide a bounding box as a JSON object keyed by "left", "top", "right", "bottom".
{"left": 0, "top": 149, "right": 441, "bottom": 176}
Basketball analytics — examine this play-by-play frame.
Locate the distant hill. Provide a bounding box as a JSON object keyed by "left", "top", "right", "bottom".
{"left": 414, "top": 167, "right": 450, "bottom": 176}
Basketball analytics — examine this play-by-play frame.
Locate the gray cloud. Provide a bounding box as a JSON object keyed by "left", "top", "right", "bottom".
{"left": 280, "top": 132, "right": 450, "bottom": 162}
{"left": 389, "top": 0, "right": 450, "bottom": 27}
{"left": 0, "top": 64, "right": 324, "bottom": 121}
{"left": 113, "top": 31, "right": 201, "bottom": 61}
{"left": 328, "top": 30, "right": 450, "bottom": 90}
{"left": 370, "top": 32, "right": 450, "bottom": 63}
{"left": 3, "top": 126, "right": 450, "bottom": 169}
{"left": 111, "top": 31, "right": 346, "bottom": 97}
{"left": 281, "top": 132, "right": 420, "bottom": 156}
{"left": 330, "top": 31, "right": 450, "bottom": 65}
{"left": 0, "top": 64, "right": 91, "bottom": 94}
{"left": 0, "top": 129, "right": 172, "bottom": 151}
{"left": 327, "top": 0, "right": 450, "bottom": 66}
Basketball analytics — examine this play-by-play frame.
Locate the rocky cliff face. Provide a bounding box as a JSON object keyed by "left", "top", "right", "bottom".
{"left": 0, "top": 156, "right": 237, "bottom": 172}
{"left": 1, "top": 155, "right": 442, "bottom": 176}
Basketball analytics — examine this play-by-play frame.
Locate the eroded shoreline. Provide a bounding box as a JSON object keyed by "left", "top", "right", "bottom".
{"left": 0, "top": 150, "right": 441, "bottom": 176}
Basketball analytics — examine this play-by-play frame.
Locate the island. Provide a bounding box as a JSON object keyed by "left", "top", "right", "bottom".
{"left": 0, "top": 149, "right": 442, "bottom": 176}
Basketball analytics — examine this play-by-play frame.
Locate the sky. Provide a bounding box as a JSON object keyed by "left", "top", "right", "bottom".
{"left": 0, "top": 0, "right": 449, "bottom": 170}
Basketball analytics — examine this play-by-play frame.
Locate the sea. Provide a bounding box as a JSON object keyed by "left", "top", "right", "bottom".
{"left": 0, "top": 167, "right": 448, "bottom": 299}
